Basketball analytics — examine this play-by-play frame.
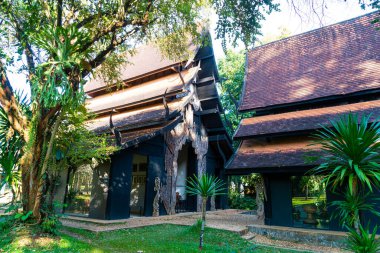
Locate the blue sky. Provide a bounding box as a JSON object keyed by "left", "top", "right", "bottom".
{"left": 8, "top": 1, "right": 374, "bottom": 95}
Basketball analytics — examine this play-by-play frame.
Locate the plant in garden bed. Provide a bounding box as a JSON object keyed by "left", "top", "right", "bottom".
{"left": 228, "top": 191, "right": 257, "bottom": 210}
{"left": 309, "top": 113, "right": 380, "bottom": 251}
{"left": 347, "top": 224, "right": 380, "bottom": 253}
{"left": 186, "top": 173, "right": 226, "bottom": 250}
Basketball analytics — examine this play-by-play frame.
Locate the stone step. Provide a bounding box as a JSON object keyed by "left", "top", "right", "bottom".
{"left": 247, "top": 224, "right": 347, "bottom": 248}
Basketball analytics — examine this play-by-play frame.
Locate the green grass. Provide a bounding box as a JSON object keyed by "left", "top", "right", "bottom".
{"left": 0, "top": 226, "right": 98, "bottom": 253}
{"left": 292, "top": 196, "right": 326, "bottom": 206}
{"left": 1, "top": 223, "right": 310, "bottom": 253}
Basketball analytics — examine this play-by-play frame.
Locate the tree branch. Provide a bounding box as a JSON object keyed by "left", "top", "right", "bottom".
{"left": 57, "top": 0, "right": 63, "bottom": 27}
{"left": 0, "top": 60, "right": 29, "bottom": 142}
{"left": 82, "top": 27, "right": 139, "bottom": 77}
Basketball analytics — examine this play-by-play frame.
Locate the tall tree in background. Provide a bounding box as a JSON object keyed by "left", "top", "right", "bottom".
{"left": 218, "top": 27, "right": 292, "bottom": 137}
{"left": 0, "top": 0, "right": 279, "bottom": 221}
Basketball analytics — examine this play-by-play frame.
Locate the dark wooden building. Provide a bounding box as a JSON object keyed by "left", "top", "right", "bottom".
{"left": 58, "top": 38, "right": 232, "bottom": 220}
{"left": 226, "top": 12, "right": 380, "bottom": 230}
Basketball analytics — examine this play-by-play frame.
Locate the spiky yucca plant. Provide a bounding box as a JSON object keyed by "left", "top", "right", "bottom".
{"left": 330, "top": 191, "right": 380, "bottom": 228}
{"left": 186, "top": 174, "right": 226, "bottom": 250}
{"left": 311, "top": 113, "right": 380, "bottom": 231}
{"left": 312, "top": 113, "right": 380, "bottom": 194}
{"left": 347, "top": 224, "right": 380, "bottom": 253}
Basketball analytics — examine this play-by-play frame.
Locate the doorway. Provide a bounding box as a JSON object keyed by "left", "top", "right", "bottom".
{"left": 175, "top": 143, "right": 197, "bottom": 213}
{"left": 130, "top": 154, "right": 148, "bottom": 216}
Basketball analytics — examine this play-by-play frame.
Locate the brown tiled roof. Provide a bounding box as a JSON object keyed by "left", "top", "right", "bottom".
{"left": 235, "top": 100, "right": 380, "bottom": 138}
{"left": 86, "top": 67, "right": 198, "bottom": 113}
{"left": 227, "top": 137, "right": 321, "bottom": 170}
{"left": 239, "top": 12, "right": 380, "bottom": 111}
{"left": 85, "top": 44, "right": 198, "bottom": 93}
{"left": 86, "top": 97, "right": 188, "bottom": 133}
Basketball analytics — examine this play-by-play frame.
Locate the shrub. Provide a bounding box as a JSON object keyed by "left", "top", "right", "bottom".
{"left": 228, "top": 193, "right": 256, "bottom": 210}
{"left": 347, "top": 224, "right": 380, "bottom": 253}
{"left": 41, "top": 215, "right": 61, "bottom": 235}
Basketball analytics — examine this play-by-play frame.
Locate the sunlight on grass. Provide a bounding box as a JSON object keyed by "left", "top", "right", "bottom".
{"left": 1, "top": 223, "right": 308, "bottom": 252}
{"left": 292, "top": 196, "right": 326, "bottom": 206}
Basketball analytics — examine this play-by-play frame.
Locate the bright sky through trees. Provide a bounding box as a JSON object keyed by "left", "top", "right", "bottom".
{"left": 212, "top": 0, "right": 373, "bottom": 61}
{"left": 8, "top": 1, "right": 374, "bottom": 95}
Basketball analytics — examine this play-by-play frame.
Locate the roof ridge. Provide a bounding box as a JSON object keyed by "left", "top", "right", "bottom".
{"left": 250, "top": 10, "right": 379, "bottom": 52}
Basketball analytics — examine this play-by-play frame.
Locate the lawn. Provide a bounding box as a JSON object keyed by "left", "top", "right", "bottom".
{"left": 0, "top": 223, "right": 311, "bottom": 253}
{"left": 292, "top": 196, "right": 326, "bottom": 206}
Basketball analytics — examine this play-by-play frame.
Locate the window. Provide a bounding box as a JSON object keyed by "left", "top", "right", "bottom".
{"left": 65, "top": 165, "right": 93, "bottom": 216}
{"left": 291, "top": 176, "right": 329, "bottom": 229}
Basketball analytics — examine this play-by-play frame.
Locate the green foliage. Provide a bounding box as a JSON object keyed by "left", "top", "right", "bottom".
{"left": 40, "top": 202, "right": 65, "bottom": 235}
{"left": 14, "top": 211, "right": 33, "bottom": 222}
{"left": 189, "top": 218, "right": 203, "bottom": 233}
{"left": 331, "top": 191, "right": 380, "bottom": 228}
{"left": 347, "top": 224, "right": 380, "bottom": 253}
{"left": 311, "top": 113, "right": 380, "bottom": 194}
{"left": 186, "top": 173, "right": 226, "bottom": 198}
{"left": 0, "top": 92, "right": 29, "bottom": 202}
{"left": 309, "top": 113, "right": 380, "bottom": 250}
{"left": 228, "top": 192, "right": 256, "bottom": 210}
{"left": 31, "top": 24, "right": 91, "bottom": 109}
{"left": 41, "top": 215, "right": 61, "bottom": 235}
{"left": 256, "top": 26, "right": 292, "bottom": 46}
{"left": 359, "top": 0, "right": 380, "bottom": 10}
{"left": 218, "top": 50, "right": 250, "bottom": 135}
{"left": 55, "top": 106, "right": 117, "bottom": 168}
{"left": 218, "top": 30, "right": 291, "bottom": 137}
{"left": 213, "top": 0, "right": 280, "bottom": 49}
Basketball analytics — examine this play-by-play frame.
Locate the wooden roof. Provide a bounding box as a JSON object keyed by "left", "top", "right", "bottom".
{"left": 84, "top": 40, "right": 233, "bottom": 156}
{"left": 235, "top": 100, "right": 380, "bottom": 139}
{"left": 239, "top": 12, "right": 380, "bottom": 112}
{"left": 86, "top": 96, "right": 188, "bottom": 133}
{"left": 86, "top": 67, "right": 198, "bottom": 114}
{"left": 85, "top": 43, "right": 198, "bottom": 94}
{"left": 226, "top": 137, "right": 321, "bottom": 172}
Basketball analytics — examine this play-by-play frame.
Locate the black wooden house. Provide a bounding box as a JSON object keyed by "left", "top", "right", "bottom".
{"left": 57, "top": 37, "right": 232, "bottom": 220}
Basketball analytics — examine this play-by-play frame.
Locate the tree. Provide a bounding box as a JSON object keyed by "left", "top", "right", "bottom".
{"left": 0, "top": 92, "right": 29, "bottom": 206}
{"left": 310, "top": 113, "right": 380, "bottom": 233}
{"left": 0, "top": 0, "right": 279, "bottom": 221}
{"left": 218, "top": 27, "right": 292, "bottom": 136}
{"left": 218, "top": 50, "right": 248, "bottom": 136}
{"left": 186, "top": 174, "right": 226, "bottom": 250}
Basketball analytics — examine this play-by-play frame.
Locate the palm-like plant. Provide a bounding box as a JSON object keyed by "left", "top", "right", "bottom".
{"left": 0, "top": 139, "right": 22, "bottom": 204}
{"left": 0, "top": 92, "right": 29, "bottom": 205}
{"left": 347, "top": 224, "right": 380, "bottom": 253}
{"left": 331, "top": 191, "right": 380, "bottom": 228}
{"left": 186, "top": 173, "right": 226, "bottom": 250}
{"left": 311, "top": 113, "right": 380, "bottom": 233}
{"left": 312, "top": 113, "right": 380, "bottom": 194}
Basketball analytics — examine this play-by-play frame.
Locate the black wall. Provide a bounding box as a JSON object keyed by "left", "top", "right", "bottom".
{"left": 264, "top": 174, "right": 293, "bottom": 227}
{"left": 89, "top": 162, "right": 111, "bottom": 219}
{"left": 106, "top": 150, "right": 133, "bottom": 219}
{"left": 206, "top": 145, "right": 227, "bottom": 210}
{"left": 104, "top": 132, "right": 229, "bottom": 219}
{"left": 186, "top": 144, "right": 198, "bottom": 212}
{"left": 106, "top": 136, "right": 166, "bottom": 219}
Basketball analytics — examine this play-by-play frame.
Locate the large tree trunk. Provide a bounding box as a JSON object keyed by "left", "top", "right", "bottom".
{"left": 21, "top": 131, "right": 45, "bottom": 220}
{"left": 20, "top": 109, "right": 61, "bottom": 221}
